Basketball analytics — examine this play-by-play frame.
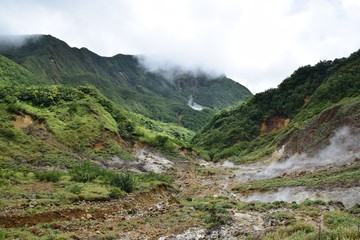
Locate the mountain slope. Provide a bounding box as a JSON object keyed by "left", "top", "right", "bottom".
{"left": 192, "top": 49, "right": 360, "bottom": 161}
{"left": 0, "top": 84, "right": 133, "bottom": 165}
{"left": 0, "top": 35, "right": 252, "bottom": 130}
{"left": 0, "top": 54, "right": 200, "bottom": 170}
{"left": 0, "top": 54, "right": 41, "bottom": 85}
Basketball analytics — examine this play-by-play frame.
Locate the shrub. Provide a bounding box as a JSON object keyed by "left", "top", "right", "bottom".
{"left": 203, "top": 206, "right": 231, "bottom": 229}
{"left": 70, "top": 160, "right": 102, "bottom": 183}
{"left": 0, "top": 127, "right": 18, "bottom": 140}
{"left": 34, "top": 170, "right": 62, "bottom": 182}
{"left": 140, "top": 172, "right": 172, "bottom": 185}
{"left": 109, "top": 187, "right": 125, "bottom": 199}
{"left": 109, "top": 172, "right": 135, "bottom": 193}
{"left": 302, "top": 199, "right": 326, "bottom": 206}
{"left": 68, "top": 184, "right": 82, "bottom": 194}
{"left": 6, "top": 103, "right": 23, "bottom": 114}
{"left": 274, "top": 211, "right": 293, "bottom": 221}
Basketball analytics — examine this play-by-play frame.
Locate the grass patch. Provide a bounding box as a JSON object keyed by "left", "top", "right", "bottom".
{"left": 264, "top": 214, "right": 360, "bottom": 240}
{"left": 324, "top": 210, "right": 359, "bottom": 229}
{"left": 34, "top": 170, "right": 62, "bottom": 182}
{"left": 274, "top": 210, "right": 294, "bottom": 221}
{"left": 186, "top": 195, "right": 234, "bottom": 229}
{"left": 0, "top": 225, "right": 72, "bottom": 240}
{"left": 135, "top": 171, "right": 173, "bottom": 190}
{"left": 263, "top": 221, "right": 315, "bottom": 239}
{"left": 256, "top": 201, "right": 360, "bottom": 239}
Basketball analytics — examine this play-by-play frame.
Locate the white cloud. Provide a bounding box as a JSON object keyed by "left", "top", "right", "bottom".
{"left": 0, "top": 0, "right": 359, "bottom": 93}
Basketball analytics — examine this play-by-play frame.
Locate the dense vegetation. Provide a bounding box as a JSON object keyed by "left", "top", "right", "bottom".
{"left": 0, "top": 35, "right": 252, "bottom": 130}
{"left": 0, "top": 54, "right": 41, "bottom": 85}
{"left": 193, "top": 49, "right": 360, "bottom": 161}
{"left": 0, "top": 84, "right": 130, "bottom": 165}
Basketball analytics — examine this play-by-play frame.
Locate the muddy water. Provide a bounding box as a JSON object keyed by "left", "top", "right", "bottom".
{"left": 236, "top": 186, "right": 360, "bottom": 208}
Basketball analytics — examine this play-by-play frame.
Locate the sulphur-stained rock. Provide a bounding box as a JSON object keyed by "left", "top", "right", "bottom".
{"left": 81, "top": 213, "right": 92, "bottom": 220}
{"left": 159, "top": 228, "right": 206, "bottom": 240}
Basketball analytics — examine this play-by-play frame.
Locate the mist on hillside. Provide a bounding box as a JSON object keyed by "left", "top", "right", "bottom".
{"left": 136, "top": 55, "right": 225, "bottom": 82}
{"left": 0, "top": 34, "right": 41, "bottom": 50}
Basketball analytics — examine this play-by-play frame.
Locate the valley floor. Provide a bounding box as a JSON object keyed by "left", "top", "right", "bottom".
{"left": 0, "top": 151, "right": 359, "bottom": 239}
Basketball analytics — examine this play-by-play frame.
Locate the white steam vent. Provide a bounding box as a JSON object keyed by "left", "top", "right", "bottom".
{"left": 187, "top": 95, "right": 203, "bottom": 111}
{"left": 235, "top": 126, "right": 360, "bottom": 182}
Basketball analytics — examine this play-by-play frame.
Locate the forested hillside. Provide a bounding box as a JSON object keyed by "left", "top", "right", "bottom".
{"left": 193, "top": 50, "right": 360, "bottom": 161}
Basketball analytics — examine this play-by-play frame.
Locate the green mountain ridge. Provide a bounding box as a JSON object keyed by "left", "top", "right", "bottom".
{"left": 0, "top": 35, "right": 252, "bottom": 130}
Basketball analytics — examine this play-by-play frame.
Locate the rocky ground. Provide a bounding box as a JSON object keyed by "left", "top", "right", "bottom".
{"left": 0, "top": 149, "right": 359, "bottom": 239}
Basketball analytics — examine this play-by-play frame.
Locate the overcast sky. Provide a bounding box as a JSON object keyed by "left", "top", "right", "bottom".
{"left": 0, "top": 0, "right": 359, "bottom": 93}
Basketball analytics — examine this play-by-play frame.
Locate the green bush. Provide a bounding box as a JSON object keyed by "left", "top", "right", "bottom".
{"left": 202, "top": 206, "right": 231, "bottom": 229}
{"left": 191, "top": 196, "right": 233, "bottom": 229}
{"left": 70, "top": 160, "right": 102, "bottom": 183}
{"left": 274, "top": 211, "right": 293, "bottom": 221}
{"left": 6, "top": 103, "right": 23, "bottom": 114}
{"left": 139, "top": 172, "right": 172, "bottom": 185}
{"left": 109, "top": 172, "right": 135, "bottom": 193}
{"left": 0, "top": 126, "right": 18, "bottom": 140}
{"left": 302, "top": 199, "right": 326, "bottom": 206}
{"left": 34, "top": 170, "right": 62, "bottom": 182}
{"left": 16, "top": 85, "right": 84, "bottom": 107}
{"left": 68, "top": 184, "right": 82, "bottom": 194}
{"left": 109, "top": 187, "right": 125, "bottom": 199}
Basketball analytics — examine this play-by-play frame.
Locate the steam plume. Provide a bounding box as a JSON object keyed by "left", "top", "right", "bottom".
{"left": 237, "top": 126, "right": 360, "bottom": 182}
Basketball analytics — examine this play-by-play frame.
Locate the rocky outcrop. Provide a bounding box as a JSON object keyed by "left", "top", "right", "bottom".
{"left": 260, "top": 115, "right": 290, "bottom": 134}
